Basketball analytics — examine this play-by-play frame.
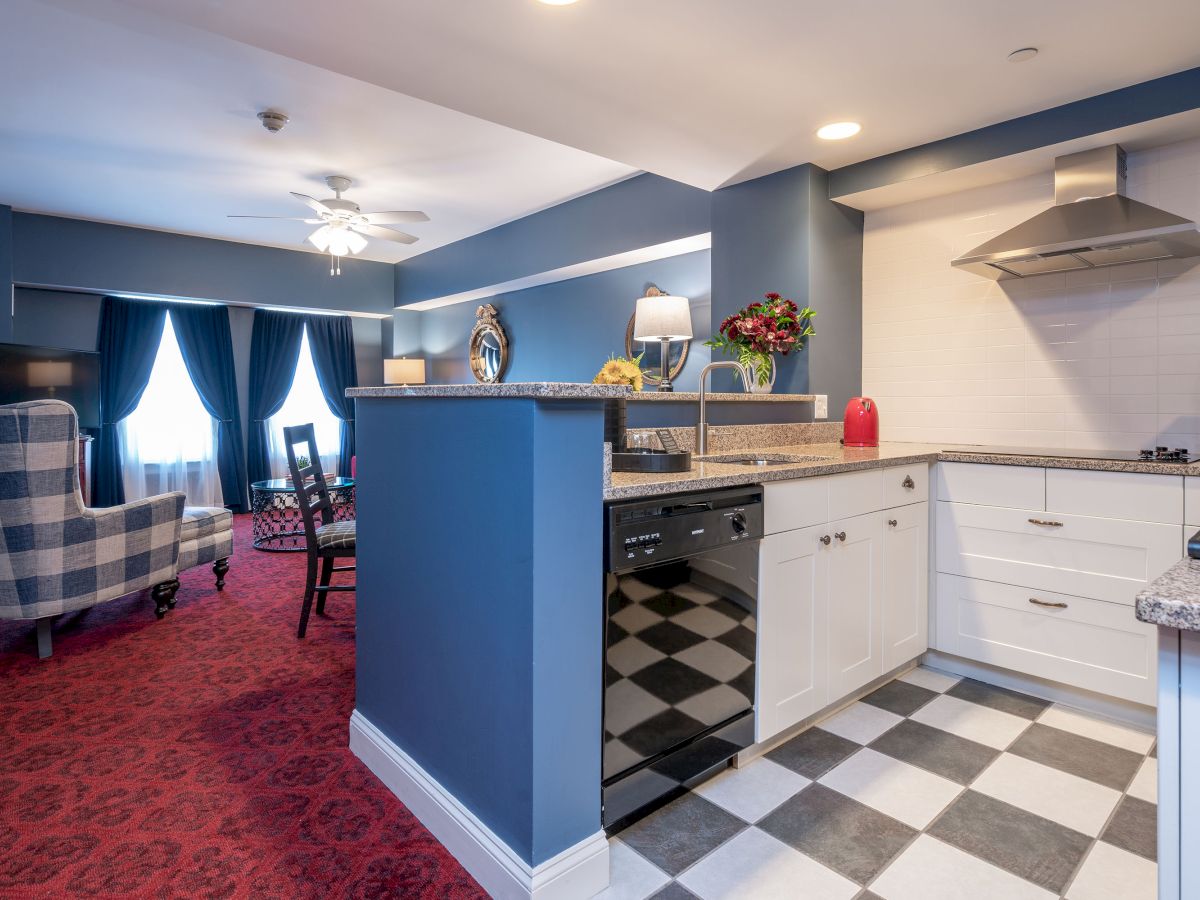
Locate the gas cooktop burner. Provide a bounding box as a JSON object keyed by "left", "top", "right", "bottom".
{"left": 942, "top": 445, "right": 1199, "bottom": 465}
{"left": 1139, "top": 446, "right": 1193, "bottom": 462}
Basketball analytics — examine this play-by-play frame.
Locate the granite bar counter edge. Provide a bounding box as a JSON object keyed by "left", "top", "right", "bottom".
{"left": 1136, "top": 558, "right": 1200, "bottom": 632}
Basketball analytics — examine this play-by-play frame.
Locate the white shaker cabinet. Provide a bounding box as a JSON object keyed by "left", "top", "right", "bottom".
{"left": 883, "top": 502, "right": 930, "bottom": 672}
{"left": 826, "top": 511, "right": 886, "bottom": 700}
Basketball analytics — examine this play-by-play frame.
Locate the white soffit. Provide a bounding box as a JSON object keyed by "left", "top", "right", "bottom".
{"left": 400, "top": 233, "right": 712, "bottom": 311}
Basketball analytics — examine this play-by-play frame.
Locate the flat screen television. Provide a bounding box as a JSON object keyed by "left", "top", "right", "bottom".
{"left": 0, "top": 344, "right": 101, "bottom": 429}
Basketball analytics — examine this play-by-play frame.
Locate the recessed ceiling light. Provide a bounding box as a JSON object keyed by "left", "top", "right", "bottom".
{"left": 816, "top": 121, "right": 862, "bottom": 141}
{"left": 537, "top": 0, "right": 579, "bottom": 5}
{"left": 1008, "top": 47, "right": 1039, "bottom": 62}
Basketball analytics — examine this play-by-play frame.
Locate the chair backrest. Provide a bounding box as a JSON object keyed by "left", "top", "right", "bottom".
{"left": 282, "top": 423, "right": 335, "bottom": 546}
{"left": 0, "top": 399, "right": 85, "bottom": 605}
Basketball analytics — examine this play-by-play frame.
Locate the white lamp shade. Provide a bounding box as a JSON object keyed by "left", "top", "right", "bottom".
{"left": 384, "top": 358, "right": 426, "bottom": 385}
{"left": 633, "top": 295, "right": 692, "bottom": 341}
{"left": 27, "top": 361, "right": 72, "bottom": 387}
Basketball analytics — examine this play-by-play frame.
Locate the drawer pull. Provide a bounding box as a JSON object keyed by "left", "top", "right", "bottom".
{"left": 835, "top": 531, "right": 847, "bottom": 542}
{"left": 819, "top": 534, "right": 831, "bottom": 545}
{"left": 1029, "top": 597, "right": 1068, "bottom": 609}
{"left": 902, "top": 475, "right": 915, "bottom": 489}
{"left": 887, "top": 518, "right": 898, "bottom": 527}
{"left": 1028, "top": 518, "right": 1064, "bottom": 527}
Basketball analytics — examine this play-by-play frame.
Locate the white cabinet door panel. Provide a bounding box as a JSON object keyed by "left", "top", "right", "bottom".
{"left": 1186, "top": 477, "right": 1200, "bottom": 528}
{"left": 883, "top": 503, "right": 929, "bottom": 671}
{"left": 756, "top": 524, "right": 828, "bottom": 742}
{"left": 935, "top": 574, "right": 1157, "bottom": 706}
{"left": 937, "top": 502, "right": 1181, "bottom": 605}
{"left": 884, "top": 463, "right": 929, "bottom": 509}
{"left": 827, "top": 469, "right": 886, "bottom": 521}
{"left": 827, "top": 511, "right": 885, "bottom": 699}
{"left": 1046, "top": 468, "right": 1183, "bottom": 524}
{"left": 937, "top": 462, "right": 1044, "bottom": 509}
{"left": 764, "top": 478, "right": 829, "bottom": 536}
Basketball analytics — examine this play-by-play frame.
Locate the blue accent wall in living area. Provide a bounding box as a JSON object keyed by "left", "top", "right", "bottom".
{"left": 394, "top": 173, "right": 711, "bottom": 307}
{"left": 12, "top": 213, "right": 395, "bottom": 314}
{"left": 711, "top": 164, "right": 863, "bottom": 406}
{"left": 0, "top": 206, "right": 13, "bottom": 344}
{"left": 354, "top": 396, "right": 604, "bottom": 866}
{"left": 418, "top": 250, "right": 711, "bottom": 390}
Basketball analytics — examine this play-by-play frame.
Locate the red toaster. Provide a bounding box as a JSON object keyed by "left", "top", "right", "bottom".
{"left": 843, "top": 397, "right": 879, "bottom": 447}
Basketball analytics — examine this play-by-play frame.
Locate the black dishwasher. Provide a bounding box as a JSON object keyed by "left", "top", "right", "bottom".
{"left": 602, "top": 486, "right": 763, "bottom": 833}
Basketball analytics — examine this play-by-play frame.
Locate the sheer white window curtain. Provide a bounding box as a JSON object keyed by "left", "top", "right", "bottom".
{"left": 120, "top": 311, "right": 224, "bottom": 507}
{"left": 266, "top": 325, "right": 341, "bottom": 478}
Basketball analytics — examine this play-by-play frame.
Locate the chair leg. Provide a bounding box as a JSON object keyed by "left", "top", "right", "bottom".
{"left": 35, "top": 617, "right": 53, "bottom": 659}
{"left": 213, "top": 558, "right": 230, "bottom": 591}
{"left": 297, "top": 553, "right": 318, "bottom": 639}
{"left": 151, "top": 581, "right": 174, "bottom": 619}
{"left": 165, "top": 578, "right": 180, "bottom": 609}
{"left": 316, "top": 557, "right": 333, "bottom": 615}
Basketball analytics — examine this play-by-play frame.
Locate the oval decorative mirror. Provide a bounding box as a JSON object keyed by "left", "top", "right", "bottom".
{"left": 469, "top": 304, "right": 509, "bottom": 383}
{"left": 625, "top": 286, "right": 690, "bottom": 386}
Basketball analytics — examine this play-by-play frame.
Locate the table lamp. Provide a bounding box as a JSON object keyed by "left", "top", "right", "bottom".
{"left": 384, "top": 358, "right": 426, "bottom": 386}
{"left": 633, "top": 290, "right": 692, "bottom": 392}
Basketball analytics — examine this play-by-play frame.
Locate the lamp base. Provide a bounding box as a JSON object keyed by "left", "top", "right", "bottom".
{"left": 657, "top": 337, "right": 674, "bottom": 392}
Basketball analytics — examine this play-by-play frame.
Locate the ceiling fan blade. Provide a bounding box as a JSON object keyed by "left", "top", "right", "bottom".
{"left": 291, "top": 192, "right": 334, "bottom": 216}
{"left": 227, "top": 215, "right": 323, "bottom": 223}
{"left": 350, "top": 223, "right": 419, "bottom": 245}
{"left": 361, "top": 210, "right": 430, "bottom": 225}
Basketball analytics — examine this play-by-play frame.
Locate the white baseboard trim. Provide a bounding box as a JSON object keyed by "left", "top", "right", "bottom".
{"left": 922, "top": 650, "right": 1157, "bottom": 733}
{"left": 349, "top": 710, "right": 609, "bottom": 900}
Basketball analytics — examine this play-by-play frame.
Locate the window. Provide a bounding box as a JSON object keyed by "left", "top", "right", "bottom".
{"left": 266, "top": 325, "right": 341, "bottom": 478}
{"left": 120, "top": 311, "right": 224, "bottom": 506}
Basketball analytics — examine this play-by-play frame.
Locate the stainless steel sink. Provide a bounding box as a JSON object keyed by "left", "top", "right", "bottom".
{"left": 696, "top": 453, "right": 832, "bottom": 467}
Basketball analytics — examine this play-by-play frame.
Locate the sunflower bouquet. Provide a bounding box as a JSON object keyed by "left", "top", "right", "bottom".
{"left": 593, "top": 353, "right": 645, "bottom": 391}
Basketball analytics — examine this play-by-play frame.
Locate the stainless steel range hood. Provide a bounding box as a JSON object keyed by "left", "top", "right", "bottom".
{"left": 951, "top": 144, "right": 1200, "bottom": 279}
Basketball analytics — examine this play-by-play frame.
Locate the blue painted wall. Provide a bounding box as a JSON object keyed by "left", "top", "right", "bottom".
{"left": 0, "top": 206, "right": 12, "bottom": 344}
{"left": 394, "top": 173, "right": 711, "bottom": 306}
{"left": 417, "top": 250, "right": 711, "bottom": 390}
{"left": 355, "top": 396, "right": 603, "bottom": 865}
{"left": 710, "top": 164, "right": 863, "bottom": 406}
{"left": 829, "top": 65, "right": 1200, "bottom": 199}
{"left": 12, "top": 212, "right": 395, "bottom": 314}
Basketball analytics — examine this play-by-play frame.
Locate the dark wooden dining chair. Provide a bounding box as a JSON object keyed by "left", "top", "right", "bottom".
{"left": 282, "top": 423, "right": 356, "bottom": 638}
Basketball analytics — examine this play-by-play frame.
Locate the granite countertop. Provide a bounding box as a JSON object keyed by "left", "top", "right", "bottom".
{"left": 605, "top": 442, "right": 943, "bottom": 500}
{"left": 1136, "top": 558, "right": 1200, "bottom": 632}
{"left": 939, "top": 446, "right": 1200, "bottom": 477}
{"left": 629, "top": 392, "right": 816, "bottom": 402}
{"left": 348, "top": 382, "right": 630, "bottom": 399}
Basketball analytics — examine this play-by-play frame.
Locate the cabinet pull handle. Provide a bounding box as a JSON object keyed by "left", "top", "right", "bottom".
{"left": 902, "top": 475, "right": 915, "bottom": 489}
{"left": 1029, "top": 597, "right": 1068, "bottom": 609}
{"left": 887, "top": 518, "right": 898, "bottom": 527}
{"left": 835, "top": 531, "right": 847, "bottom": 542}
{"left": 819, "top": 534, "right": 831, "bottom": 545}
{"left": 1028, "top": 518, "right": 1064, "bottom": 527}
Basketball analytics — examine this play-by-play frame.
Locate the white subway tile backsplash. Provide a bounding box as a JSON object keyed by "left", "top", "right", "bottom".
{"left": 862, "top": 137, "right": 1200, "bottom": 452}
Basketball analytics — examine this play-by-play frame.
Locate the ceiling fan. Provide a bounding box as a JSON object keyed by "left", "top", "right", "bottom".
{"left": 230, "top": 175, "right": 429, "bottom": 275}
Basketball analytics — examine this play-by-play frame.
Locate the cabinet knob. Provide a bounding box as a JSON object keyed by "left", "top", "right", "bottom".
{"left": 887, "top": 518, "right": 898, "bottom": 527}
{"left": 902, "top": 475, "right": 915, "bottom": 489}
{"left": 819, "top": 534, "right": 831, "bottom": 545}
{"left": 835, "top": 531, "right": 847, "bottom": 542}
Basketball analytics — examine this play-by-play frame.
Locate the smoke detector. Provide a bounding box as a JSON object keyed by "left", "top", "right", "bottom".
{"left": 257, "top": 110, "right": 290, "bottom": 133}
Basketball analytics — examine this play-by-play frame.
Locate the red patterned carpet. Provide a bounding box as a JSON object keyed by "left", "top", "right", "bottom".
{"left": 0, "top": 515, "right": 484, "bottom": 899}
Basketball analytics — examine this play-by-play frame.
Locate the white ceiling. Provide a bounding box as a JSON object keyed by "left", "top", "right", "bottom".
{"left": 5, "top": 0, "right": 1200, "bottom": 263}
{"left": 96, "top": 0, "right": 1200, "bottom": 191}
{"left": 0, "top": 0, "right": 635, "bottom": 263}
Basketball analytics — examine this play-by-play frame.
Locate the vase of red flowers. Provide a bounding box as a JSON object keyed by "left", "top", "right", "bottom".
{"left": 705, "top": 292, "right": 816, "bottom": 393}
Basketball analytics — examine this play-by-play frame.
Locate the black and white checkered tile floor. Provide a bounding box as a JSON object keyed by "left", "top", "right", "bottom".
{"left": 594, "top": 666, "right": 1157, "bottom": 900}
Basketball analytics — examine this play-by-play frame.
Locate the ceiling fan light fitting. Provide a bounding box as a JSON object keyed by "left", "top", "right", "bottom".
{"left": 257, "top": 110, "right": 290, "bottom": 133}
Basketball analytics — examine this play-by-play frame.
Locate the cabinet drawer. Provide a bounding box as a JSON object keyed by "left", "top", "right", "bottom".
{"left": 1046, "top": 468, "right": 1183, "bottom": 524}
{"left": 1187, "top": 478, "right": 1200, "bottom": 526}
{"left": 827, "top": 469, "right": 885, "bottom": 521}
{"left": 764, "top": 477, "right": 829, "bottom": 535}
{"left": 936, "top": 502, "right": 1181, "bottom": 605}
{"left": 884, "top": 463, "right": 929, "bottom": 508}
{"left": 935, "top": 574, "right": 1156, "bottom": 706}
{"left": 937, "top": 462, "right": 1044, "bottom": 509}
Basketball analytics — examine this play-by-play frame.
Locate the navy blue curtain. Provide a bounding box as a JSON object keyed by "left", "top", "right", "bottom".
{"left": 246, "top": 309, "right": 305, "bottom": 486}
{"left": 95, "top": 296, "right": 167, "bottom": 507}
{"left": 306, "top": 314, "right": 358, "bottom": 476}
{"left": 169, "top": 303, "right": 249, "bottom": 512}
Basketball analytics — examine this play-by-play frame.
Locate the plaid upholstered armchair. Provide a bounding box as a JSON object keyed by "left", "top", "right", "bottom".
{"left": 0, "top": 400, "right": 184, "bottom": 658}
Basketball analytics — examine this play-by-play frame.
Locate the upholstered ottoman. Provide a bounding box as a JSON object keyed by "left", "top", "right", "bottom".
{"left": 156, "top": 507, "right": 233, "bottom": 614}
